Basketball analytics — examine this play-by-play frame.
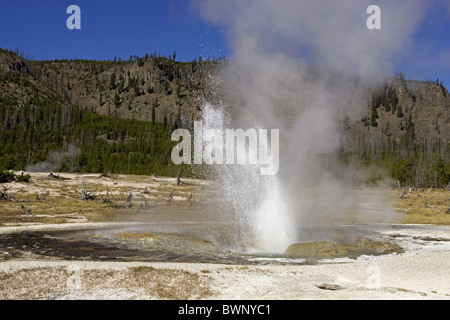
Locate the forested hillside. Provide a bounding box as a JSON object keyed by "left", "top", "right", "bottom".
{"left": 0, "top": 48, "right": 192, "bottom": 177}
{"left": 341, "top": 75, "right": 450, "bottom": 188}
{"left": 0, "top": 48, "right": 449, "bottom": 186}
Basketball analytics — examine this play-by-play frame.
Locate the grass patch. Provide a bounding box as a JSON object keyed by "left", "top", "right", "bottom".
{"left": 0, "top": 265, "right": 214, "bottom": 300}
{"left": 393, "top": 188, "right": 450, "bottom": 225}
{"left": 0, "top": 172, "right": 207, "bottom": 226}
{"left": 127, "top": 266, "right": 213, "bottom": 299}
{"left": 0, "top": 267, "right": 69, "bottom": 299}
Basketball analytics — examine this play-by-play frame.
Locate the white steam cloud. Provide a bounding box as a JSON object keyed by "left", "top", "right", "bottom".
{"left": 26, "top": 144, "right": 80, "bottom": 173}
{"left": 193, "top": 0, "right": 428, "bottom": 253}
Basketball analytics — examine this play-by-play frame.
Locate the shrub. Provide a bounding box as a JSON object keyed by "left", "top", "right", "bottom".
{"left": 0, "top": 171, "right": 31, "bottom": 183}
{"left": 0, "top": 171, "right": 16, "bottom": 183}
{"left": 15, "top": 172, "right": 31, "bottom": 183}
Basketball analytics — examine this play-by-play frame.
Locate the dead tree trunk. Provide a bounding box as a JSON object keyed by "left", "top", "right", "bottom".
{"left": 176, "top": 171, "right": 181, "bottom": 185}
{"left": 80, "top": 187, "right": 96, "bottom": 200}
{"left": 0, "top": 187, "right": 12, "bottom": 201}
{"left": 20, "top": 204, "right": 32, "bottom": 215}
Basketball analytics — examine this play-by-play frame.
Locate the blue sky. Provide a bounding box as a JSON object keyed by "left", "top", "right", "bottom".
{"left": 0, "top": 0, "right": 449, "bottom": 87}
{"left": 403, "top": 1, "right": 450, "bottom": 86}
{"left": 0, "top": 0, "right": 227, "bottom": 62}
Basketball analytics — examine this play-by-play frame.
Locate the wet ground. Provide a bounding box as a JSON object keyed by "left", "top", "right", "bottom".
{"left": 0, "top": 222, "right": 290, "bottom": 265}
{"left": 2, "top": 222, "right": 450, "bottom": 265}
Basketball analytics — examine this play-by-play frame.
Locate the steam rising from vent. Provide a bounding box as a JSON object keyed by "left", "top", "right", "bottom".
{"left": 194, "top": 0, "right": 427, "bottom": 253}
{"left": 26, "top": 144, "right": 80, "bottom": 173}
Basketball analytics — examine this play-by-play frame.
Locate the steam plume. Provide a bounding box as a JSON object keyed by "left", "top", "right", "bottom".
{"left": 194, "top": 0, "right": 427, "bottom": 252}
{"left": 26, "top": 144, "right": 80, "bottom": 173}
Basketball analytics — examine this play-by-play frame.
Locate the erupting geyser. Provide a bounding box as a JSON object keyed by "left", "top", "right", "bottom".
{"left": 197, "top": 104, "right": 293, "bottom": 253}
{"left": 193, "top": 0, "right": 427, "bottom": 253}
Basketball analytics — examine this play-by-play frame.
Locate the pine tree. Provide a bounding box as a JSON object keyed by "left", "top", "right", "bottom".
{"left": 109, "top": 73, "right": 117, "bottom": 90}
{"left": 397, "top": 105, "right": 404, "bottom": 118}
{"left": 163, "top": 113, "right": 168, "bottom": 131}
{"left": 151, "top": 98, "right": 159, "bottom": 124}
{"left": 114, "top": 92, "right": 120, "bottom": 108}
{"left": 151, "top": 103, "right": 156, "bottom": 124}
{"left": 370, "top": 106, "right": 378, "bottom": 127}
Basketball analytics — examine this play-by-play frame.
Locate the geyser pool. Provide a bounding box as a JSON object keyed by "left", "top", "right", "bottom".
{"left": 3, "top": 222, "right": 450, "bottom": 265}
